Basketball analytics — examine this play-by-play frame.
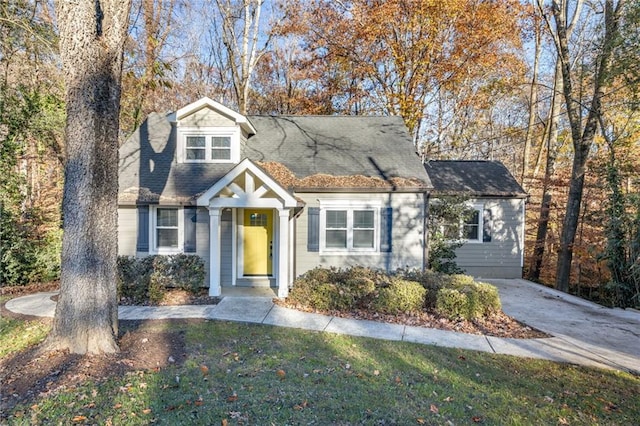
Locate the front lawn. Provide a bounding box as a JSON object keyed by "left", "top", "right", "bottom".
{"left": 1, "top": 317, "right": 638, "bottom": 425}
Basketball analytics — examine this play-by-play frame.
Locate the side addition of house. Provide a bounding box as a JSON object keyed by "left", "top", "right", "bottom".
{"left": 425, "top": 160, "right": 527, "bottom": 278}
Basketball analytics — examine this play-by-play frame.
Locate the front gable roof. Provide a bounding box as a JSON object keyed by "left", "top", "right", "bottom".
{"left": 196, "top": 158, "right": 299, "bottom": 208}
{"left": 425, "top": 160, "right": 526, "bottom": 198}
{"left": 176, "top": 97, "right": 256, "bottom": 135}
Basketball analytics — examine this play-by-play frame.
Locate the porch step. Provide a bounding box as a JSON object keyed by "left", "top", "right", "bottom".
{"left": 235, "top": 277, "right": 275, "bottom": 288}
{"left": 221, "top": 287, "right": 278, "bottom": 297}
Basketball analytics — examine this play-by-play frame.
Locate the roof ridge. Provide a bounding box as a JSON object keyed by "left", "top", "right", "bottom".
{"left": 247, "top": 114, "right": 401, "bottom": 119}
{"left": 428, "top": 159, "right": 497, "bottom": 163}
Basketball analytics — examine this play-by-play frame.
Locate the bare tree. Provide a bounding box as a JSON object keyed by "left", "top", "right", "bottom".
{"left": 550, "top": 0, "right": 625, "bottom": 292}
{"left": 207, "top": 0, "right": 270, "bottom": 114}
{"left": 521, "top": 3, "right": 544, "bottom": 187}
{"left": 121, "top": 0, "right": 180, "bottom": 133}
{"left": 44, "top": 0, "right": 131, "bottom": 354}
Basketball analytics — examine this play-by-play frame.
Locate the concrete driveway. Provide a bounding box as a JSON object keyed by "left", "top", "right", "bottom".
{"left": 488, "top": 279, "right": 640, "bottom": 374}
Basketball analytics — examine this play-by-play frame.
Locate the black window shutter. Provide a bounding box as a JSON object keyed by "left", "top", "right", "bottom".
{"left": 483, "top": 208, "right": 493, "bottom": 243}
{"left": 184, "top": 207, "right": 197, "bottom": 253}
{"left": 307, "top": 207, "right": 320, "bottom": 252}
{"left": 136, "top": 206, "right": 149, "bottom": 252}
{"left": 380, "top": 207, "right": 393, "bottom": 253}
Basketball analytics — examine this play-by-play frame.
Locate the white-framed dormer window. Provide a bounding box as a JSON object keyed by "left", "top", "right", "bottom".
{"left": 180, "top": 127, "right": 240, "bottom": 163}
{"left": 320, "top": 201, "right": 379, "bottom": 253}
{"left": 151, "top": 206, "right": 183, "bottom": 253}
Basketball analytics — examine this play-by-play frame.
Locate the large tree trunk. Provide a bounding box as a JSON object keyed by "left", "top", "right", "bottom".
{"left": 45, "top": 0, "right": 131, "bottom": 354}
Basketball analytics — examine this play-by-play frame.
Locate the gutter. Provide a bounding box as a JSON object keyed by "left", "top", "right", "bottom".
{"left": 292, "top": 186, "right": 432, "bottom": 193}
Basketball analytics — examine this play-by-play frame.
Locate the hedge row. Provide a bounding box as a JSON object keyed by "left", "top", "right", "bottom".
{"left": 287, "top": 267, "right": 501, "bottom": 320}
{"left": 117, "top": 254, "right": 205, "bottom": 304}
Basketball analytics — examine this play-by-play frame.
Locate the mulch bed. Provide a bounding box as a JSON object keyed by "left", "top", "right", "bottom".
{"left": 0, "top": 318, "right": 194, "bottom": 416}
{"left": 275, "top": 300, "right": 549, "bottom": 339}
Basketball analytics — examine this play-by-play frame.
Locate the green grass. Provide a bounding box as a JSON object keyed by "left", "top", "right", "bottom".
{"left": 0, "top": 316, "right": 50, "bottom": 359}
{"left": 2, "top": 319, "right": 639, "bottom": 425}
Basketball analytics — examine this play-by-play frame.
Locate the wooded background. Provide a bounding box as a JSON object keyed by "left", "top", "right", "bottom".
{"left": 2, "top": 0, "right": 639, "bottom": 307}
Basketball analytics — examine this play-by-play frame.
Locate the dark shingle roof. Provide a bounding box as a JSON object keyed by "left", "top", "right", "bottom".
{"left": 424, "top": 160, "right": 526, "bottom": 197}
{"left": 119, "top": 113, "right": 431, "bottom": 204}
{"left": 244, "top": 116, "right": 430, "bottom": 187}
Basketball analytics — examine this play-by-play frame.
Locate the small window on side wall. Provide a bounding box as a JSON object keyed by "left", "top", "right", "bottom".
{"left": 462, "top": 210, "right": 480, "bottom": 240}
{"left": 442, "top": 205, "right": 483, "bottom": 243}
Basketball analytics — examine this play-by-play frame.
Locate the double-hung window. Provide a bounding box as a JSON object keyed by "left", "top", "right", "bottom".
{"left": 182, "top": 128, "right": 238, "bottom": 163}
{"left": 210, "top": 136, "right": 231, "bottom": 160}
{"left": 322, "top": 207, "right": 377, "bottom": 252}
{"left": 462, "top": 210, "right": 480, "bottom": 241}
{"left": 444, "top": 205, "right": 483, "bottom": 243}
{"left": 185, "top": 136, "right": 207, "bottom": 160}
{"left": 153, "top": 207, "right": 182, "bottom": 252}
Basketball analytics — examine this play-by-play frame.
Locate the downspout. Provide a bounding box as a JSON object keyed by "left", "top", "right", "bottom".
{"left": 423, "top": 191, "right": 430, "bottom": 271}
{"left": 521, "top": 199, "right": 526, "bottom": 271}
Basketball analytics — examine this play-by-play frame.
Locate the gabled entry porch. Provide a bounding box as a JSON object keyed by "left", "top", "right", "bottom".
{"left": 196, "top": 159, "right": 300, "bottom": 298}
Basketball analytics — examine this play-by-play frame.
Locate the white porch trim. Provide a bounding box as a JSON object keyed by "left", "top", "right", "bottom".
{"left": 198, "top": 159, "right": 299, "bottom": 297}
{"left": 196, "top": 158, "right": 298, "bottom": 208}
{"left": 277, "top": 209, "right": 290, "bottom": 297}
{"left": 209, "top": 208, "right": 222, "bottom": 297}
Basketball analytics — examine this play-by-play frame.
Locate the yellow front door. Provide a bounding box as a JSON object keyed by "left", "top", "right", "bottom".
{"left": 243, "top": 209, "right": 273, "bottom": 275}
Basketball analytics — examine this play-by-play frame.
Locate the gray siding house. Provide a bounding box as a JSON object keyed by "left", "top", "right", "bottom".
{"left": 118, "top": 98, "right": 431, "bottom": 297}
{"left": 118, "top": 98, "right": 525, "bottom": 297}
{"left": 424, "top": 161, "right": 527, "bottom": 278}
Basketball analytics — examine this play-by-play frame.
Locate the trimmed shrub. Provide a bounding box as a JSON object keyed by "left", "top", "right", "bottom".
{"left": 287, "top": 266, "right": 500, "bottom": 320}
{"left": 288, "top": 267, "right": 380, "bottom": 311}
{"left": 117, "top": 254, "right": 205, "bottom": 304}
{"left": 397, "top": 268, "right": 449, "bottom": 308}
{"left": 344, "top": 277, "right": 377, "bottom": 303}
{"left": 288, "top": 273, "right": 351, "bottom": 311}
{"left": 372, "top": 279, "right": 426, "bottom": 314}
{"left": 435, "top": 278, "right": 502, "bottom": 320}
{"left": 170, "top": 254, "right": 206, "bottom": 292}
{"left": 475, "top": 282, "right": 502, "bottom": 314}
{"left": 117, "top": 256, "right": 152, "bottom": 304}
{"left": 309, "top": 283, "right": 335, "bottom": 311}
{"left": 436, "top": 288, "right": 469, "bottom": 320}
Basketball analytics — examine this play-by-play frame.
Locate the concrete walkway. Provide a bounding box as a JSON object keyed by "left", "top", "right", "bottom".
{"left": 4, "top": 279, "right": 639, "bottom": 375}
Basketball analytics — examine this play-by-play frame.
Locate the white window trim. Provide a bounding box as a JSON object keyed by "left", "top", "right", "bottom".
{"left": 178, "top": 126, "right": 240, "bottom": 164}
{"left": 443, "top": 203, "right": 484, "bottom": 244}
{"left": 150, "top": 206, "right": 184, "bottom": 254}
{"left": 319, "top": 202, "right": 380, "bottom": 254}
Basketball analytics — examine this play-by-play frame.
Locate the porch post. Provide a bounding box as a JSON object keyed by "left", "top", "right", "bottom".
{"left": 277, "top": 209, "right": 289, "bottom": 298}
{"left": 209, "top": 208, "right": 221, "bottom": 296}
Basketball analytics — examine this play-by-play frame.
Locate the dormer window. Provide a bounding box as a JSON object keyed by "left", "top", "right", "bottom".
{"left": 180, "top": 127, "right": 240, "bottom": 163}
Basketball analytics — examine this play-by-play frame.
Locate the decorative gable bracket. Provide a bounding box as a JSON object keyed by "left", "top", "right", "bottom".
{"left": 196, "top": 158, "right": 299, "bottom": 209}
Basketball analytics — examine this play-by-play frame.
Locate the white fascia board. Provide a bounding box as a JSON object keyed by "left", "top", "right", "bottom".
{"left": 176, "top": 97, "right": 256, "bottom": 135}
